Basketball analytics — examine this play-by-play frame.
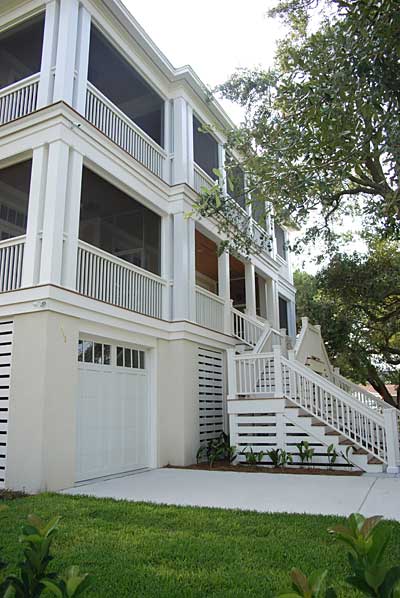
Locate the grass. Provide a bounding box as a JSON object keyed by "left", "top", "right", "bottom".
{"left": 1, "top": 493, "right": 399, "bottom": 597}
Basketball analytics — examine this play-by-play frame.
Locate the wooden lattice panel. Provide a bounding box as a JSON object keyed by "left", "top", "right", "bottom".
{"left": 0, "top": 321, "right": 13, "bottom": 489}
{"left": 198, "top": 348, "right": 225, "bottom": 445}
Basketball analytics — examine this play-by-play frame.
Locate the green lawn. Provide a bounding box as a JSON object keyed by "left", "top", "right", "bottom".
{"left": 1, "top": 493, "right": 400, "bottom": 597}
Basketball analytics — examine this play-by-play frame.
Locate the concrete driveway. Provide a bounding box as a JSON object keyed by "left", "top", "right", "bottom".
{"left": 63, "top": 468, "right": 400, "bottom": 521}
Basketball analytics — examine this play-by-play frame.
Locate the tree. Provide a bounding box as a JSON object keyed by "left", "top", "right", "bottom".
{"left": 294, "top": 241, "right": 400, "bottom": 406}
{"left": 211, "top": 0, "right": 400, "bottom": 253}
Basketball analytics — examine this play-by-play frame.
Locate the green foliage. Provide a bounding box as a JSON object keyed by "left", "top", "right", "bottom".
{"left": 329, "top": 513, "right": 400, "bottom": 596}
{"left": 0, "top": 514, "right": 91, "bottom": 597}
{"left": 267, "top": 448, "right": 294, "bottom": 468}
{"left": 296, "top": 441, "right": 315, "bottom": 465}
{"left": 293, "top": 240, "right": 400, "bottom": 406}
{"left": 278, "top": 568, "right": 336, "bottom": 597}
{"left": 212, "top": 0, "right": 400, "bottom": 254}
{"left": 327, "top": 445, "right": 338, "bottom": 468}
{"left": 279, "top": 513, "right": 400, "bottom": 597}
{"left": 243, "top": 446, "right": 265, "bottom": 465}
{"left": 197, "top": 432, "right": 236, "bottom": 467}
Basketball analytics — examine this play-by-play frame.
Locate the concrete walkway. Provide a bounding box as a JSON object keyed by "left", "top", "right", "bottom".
{"left": 64, "top": 468, "right": 400, "bottom": 521}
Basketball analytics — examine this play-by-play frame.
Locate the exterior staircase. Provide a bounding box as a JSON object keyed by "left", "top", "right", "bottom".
{"left": 228, "top": 316, "right": 400, "bottom": 474}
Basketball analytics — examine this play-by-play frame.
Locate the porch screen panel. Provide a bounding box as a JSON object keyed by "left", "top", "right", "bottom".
{"left": 0, "top": 15, "right": 44, "bottom": 89}
{"left": 198, "top": 347, "right": 225, "bottom": 446}
{"left": 0, "top": 161, "right": 31, "bottom": 240}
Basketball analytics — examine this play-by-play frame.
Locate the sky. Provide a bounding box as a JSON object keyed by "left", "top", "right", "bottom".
{"left": 122, "top": 0, "right": 285, "bottom": 125}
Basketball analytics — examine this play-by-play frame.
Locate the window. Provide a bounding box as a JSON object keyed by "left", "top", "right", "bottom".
{"left": 88, "top": 26, "right": 164, "bottom": 147}
{"left": 79, "top": 168, "right": 161, "bottom": 275}
{"left": 78, "top": 340, "right": 111, "bottom": 365}
{"left": 0, "top": 160, "right": 31, "bottom": 240}
{"left": 0, "top": 14, "right": 44, "bottom": 89}
{"left": 116, "top": 346, "right": 145, "bottom": 370}
{"left": 193, "top": 116, "right": 219, "bottom": 180}
{"left": 279, "top": 296, "right": 289, "bottom": 332}
{"left": 275, "top": 223, "right": 287, "bottom": 260}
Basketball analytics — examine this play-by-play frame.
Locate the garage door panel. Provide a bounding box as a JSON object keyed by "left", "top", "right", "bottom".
{"left": 76, "top": 351, "right": 149, "bottom": 482}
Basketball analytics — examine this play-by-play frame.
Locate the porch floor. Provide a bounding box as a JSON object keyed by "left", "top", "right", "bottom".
{"left": 63, "top": 468, "right": 400, "bottom": 521}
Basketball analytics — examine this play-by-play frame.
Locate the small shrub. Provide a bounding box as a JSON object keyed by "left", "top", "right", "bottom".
{"left": 327, "top": 444, "right": 338, "bottom": 468}
{"left": 0, "top": 514, "right": 91, "bottom": 597}
{"left": 267, "top": 448, "right": 293, "bottom": 468}
{"left": 244, "top": 447, "right": 265, "bottom": 465}
{"left": 196, "top": 433, "right": 236, "bottom": 468}
{"left": 296, "top": 441, "right": 315, "bottom": 465}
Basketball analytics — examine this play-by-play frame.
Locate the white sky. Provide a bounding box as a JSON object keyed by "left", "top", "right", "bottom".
{"left": 122, "top": 0, "right": 284, "bottom": 125}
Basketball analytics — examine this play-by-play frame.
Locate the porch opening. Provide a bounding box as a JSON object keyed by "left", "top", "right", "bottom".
{"left": 279, "top": 295, "right": 289, "bottom": 332}
{"left": 88, "top": 26, "right": 164, "bottom": 147}
{"left": 193, "top": 115, "right": 218, "bottom": 180}
{"left": 275, "top": 223, "right": 287, "bottom": 260}
{"left": 0, "top": 160, "right": 31, "bottom": 240}
{"left": 0, "top": 14, "right": 44, "bottom": 89}
{"left": 225, "top": 154, "right": 246, "bottom": 209}
{"left": 79, "top": 168, "right": 161, "bottom": 275}
{"left": 230, "top": 255, "right": 245, "bottom": 311}
{"left": 195, "top": 230, "right": 218, "bottom": 294}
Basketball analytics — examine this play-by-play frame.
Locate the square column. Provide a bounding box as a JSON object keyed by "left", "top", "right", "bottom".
{"left": 172, "top": 213, "right": 196, "bottom": 321}
{"left": 218, "top": 249, "right": 231, "bottom": 334}
{"left": 61, "top": 149, "right": 84, "bottom": 289}
{"left": 37, "top": 0, "right": 59, "bottom": 108}
{"left": 73, "top": 4, "right": 91, "bottom": 114}
{"left": 244, "top": 261, "right": 257, "bottom": 318}
{"left": 53, "top": 0, "right": 80, "bottom": 104}
{"left": 257, "top": 276, "right": 268, "bottom": 320}
{"left": 266, "top": 277, "right": 280, "bottom": 329}
{"left": 172, "top": 98, "right": 194, "bottom": 186}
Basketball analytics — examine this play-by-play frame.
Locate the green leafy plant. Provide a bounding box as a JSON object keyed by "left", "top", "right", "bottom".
{"left": 267, "top": 448, "right": 293, "bottom": 468}
{"left": 243, "top": 446, "right": 265, "bottom": 465}
{"left": 278, "top": 568, "right": 337, "bottom": 597}
{"left": 196, "top": 433, "right": 236, "bottom": 468}
{"left": 341, "top": 446, "right": 354, "bottom": 468}
{"left": 0, "top": 514, "right": 91, "bottom": 597}
{"left": 329, "top": 513, "right": 400, "bottom": 597}
{"left": 278, "top": 513, "right": 400, "bottom": 597}
{"left": 327, "top": 444, "right": 338, "bottom": 468}
{"left": 296, "top": 441, "right": 315, "bottom": 465}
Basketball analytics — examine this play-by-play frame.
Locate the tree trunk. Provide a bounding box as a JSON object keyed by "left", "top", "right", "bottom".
{"left": 367, "top": 366, "right": 398, "bottom": 408}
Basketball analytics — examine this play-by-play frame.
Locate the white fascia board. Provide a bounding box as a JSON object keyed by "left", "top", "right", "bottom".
{"left": 0, "top": 0, "right": 44, "bottom": 32}
{"left": 277, "top": 278, "right": 296, "bottom": 301}
{"left": 0, "top": 284, "right": 236, "bottom": 348}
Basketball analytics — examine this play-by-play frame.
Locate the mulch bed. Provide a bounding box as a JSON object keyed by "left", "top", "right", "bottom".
{"left": 167, "top": 462, "right": 362, "bottom": 476}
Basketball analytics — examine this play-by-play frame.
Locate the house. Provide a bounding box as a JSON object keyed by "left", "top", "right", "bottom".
{"left": 0, "top": 0, "right": 398, "bottom": 493}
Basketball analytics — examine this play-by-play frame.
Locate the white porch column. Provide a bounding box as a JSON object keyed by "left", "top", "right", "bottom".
{"left": 39, "top": 140, "right": 71, "bottom": 285}
{"left": 61, "top": 149, "right": 83, "bottom": 289}
{"left": 172, "top": 212, "right": 195, "bottom": 321}
{"left": 21, "top": 146, "right": 48, "bottom": 286}
{"left": 53, "top": 0, "right": 79, "bottom": 105}
{"left": 384, "top": 408, "right": 400, "bottom": 473}
{"left": 218, "top": 144, "right": 227, "bottom": 195}
{"left": 258, "top": 276, "right": 268, "bottom": 320}
{"left": 266, "top": 277, "right": 280, "bottom": 329}
{"left": 172, "top": 98, "right": 193, "bottom": 186}
{"left": 161, "top": 214, "right": 173, "bottom": 320}
{"left": 218, "top": 249, "right": 231, "bottom": 334}
{"left": 37, "top": 0, "right": 59, "bottom": 108}
{"left": 244, "top": 261, "right": 256, "bottom": 318}
{"left": 73, "top": 4, "right": 91, "bottom": 114}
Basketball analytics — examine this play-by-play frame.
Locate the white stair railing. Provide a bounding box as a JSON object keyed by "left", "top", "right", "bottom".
{"left": 0, "top": 74, "right": 39, "bottom": 126}
{"left": 231, "top": 308, "right": 265, "bottom": 346}
{"left": 330, "top": 370, "right": 387, "bottom": 412}
{"left": 234, "top": 352, "right": 276, "bottom": 396}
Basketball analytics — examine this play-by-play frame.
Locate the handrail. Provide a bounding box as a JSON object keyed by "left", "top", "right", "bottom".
{"left": 0, "top": 73, "right": 40, "bottom": 126}
{"left": 195, "top": 284, "right": 225, "bottom": 304}
{"left": 231, "top": 307, "right": 265, "bottom": 346}
{"left": 0, "top": 73, "right": 40, "bottom": 99}
{"left": 77, "top": 240, "right": 166, "bottom": 286}
{"left": 330, "top": 370, "right": 394, "bottom": 413}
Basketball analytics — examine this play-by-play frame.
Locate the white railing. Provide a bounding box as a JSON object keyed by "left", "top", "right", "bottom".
{"left": 76, "top": 241, "right": 166, "bottom": 319}
{"left": 331, "top": 371, "right": 390, "bottom": 413}
{"left": 0, "top": 73, "right": 39, "bottom": 126}
{"left": 195, "top": 286, "right": 225, "bottom": 333}
{"left": 232, "top": 308, "right": 265, "bottom": 346}
{"left": 281, "top": 355, "right": 394, "bottom": 464}
{"left": 193, "top": 164, "right": 216, "bottom": 194}
{"left": 0, "top": 236, "right": 25, "bottom": 292}
{"left": 235, "top": 352, "right": 276, "bottom": 396}
{"left": 86, "top": 83, "right": 167, "bottom": 179}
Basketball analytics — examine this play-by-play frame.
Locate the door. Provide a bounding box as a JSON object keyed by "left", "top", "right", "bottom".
{"left": 76, "top": 339, "right": 149, "bottom": 482}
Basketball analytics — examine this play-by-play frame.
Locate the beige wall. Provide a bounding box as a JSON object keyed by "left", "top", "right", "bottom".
{"left": 6, "top": 311, "right": 79, "bottom": 492}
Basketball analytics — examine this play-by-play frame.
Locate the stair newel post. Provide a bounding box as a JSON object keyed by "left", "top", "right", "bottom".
{"left": 273, "top": 345, "right": 283, "bottom": 398}
{"left": 287, "top": 349, "right": 296, "bottom": 399}
{"left": 280, "top": 328, "right": 287, "bottom": 356}
{"left": 383, "top": 408, "right": 400, "bottom": 473}
{"left": 226, "top": 347, "right": 237, "bottom": 400}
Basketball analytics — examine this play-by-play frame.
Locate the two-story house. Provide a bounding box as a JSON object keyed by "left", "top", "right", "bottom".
{"left": 1, "top": 0, "right": 398, "bottom": 493}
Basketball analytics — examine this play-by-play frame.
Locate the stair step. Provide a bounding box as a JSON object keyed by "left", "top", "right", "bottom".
{"left": 353, "top": 448, "right": 368, "bottom": 455}
{"left": 368, "top": 456, "right": 383, "bottom": 464}
{"left": 325, "top": 429, "right": 341, "bottom": 436}
{"left": 339, "top": 438, "right": 353, "bottom": 446}
{"left": 311, "top": 419, "right": 325, "bottom": 426}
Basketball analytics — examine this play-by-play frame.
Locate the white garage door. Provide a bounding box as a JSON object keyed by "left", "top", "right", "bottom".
{"left": 76, "top": 340, "right": 149, "bottom": 482}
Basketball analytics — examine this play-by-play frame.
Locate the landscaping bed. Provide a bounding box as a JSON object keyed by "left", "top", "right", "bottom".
{"left": 1, "top": 493, "right": 399, "bottom": 597}
{"left": 170, "top": 462, "right": 363, "bottom": 476}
